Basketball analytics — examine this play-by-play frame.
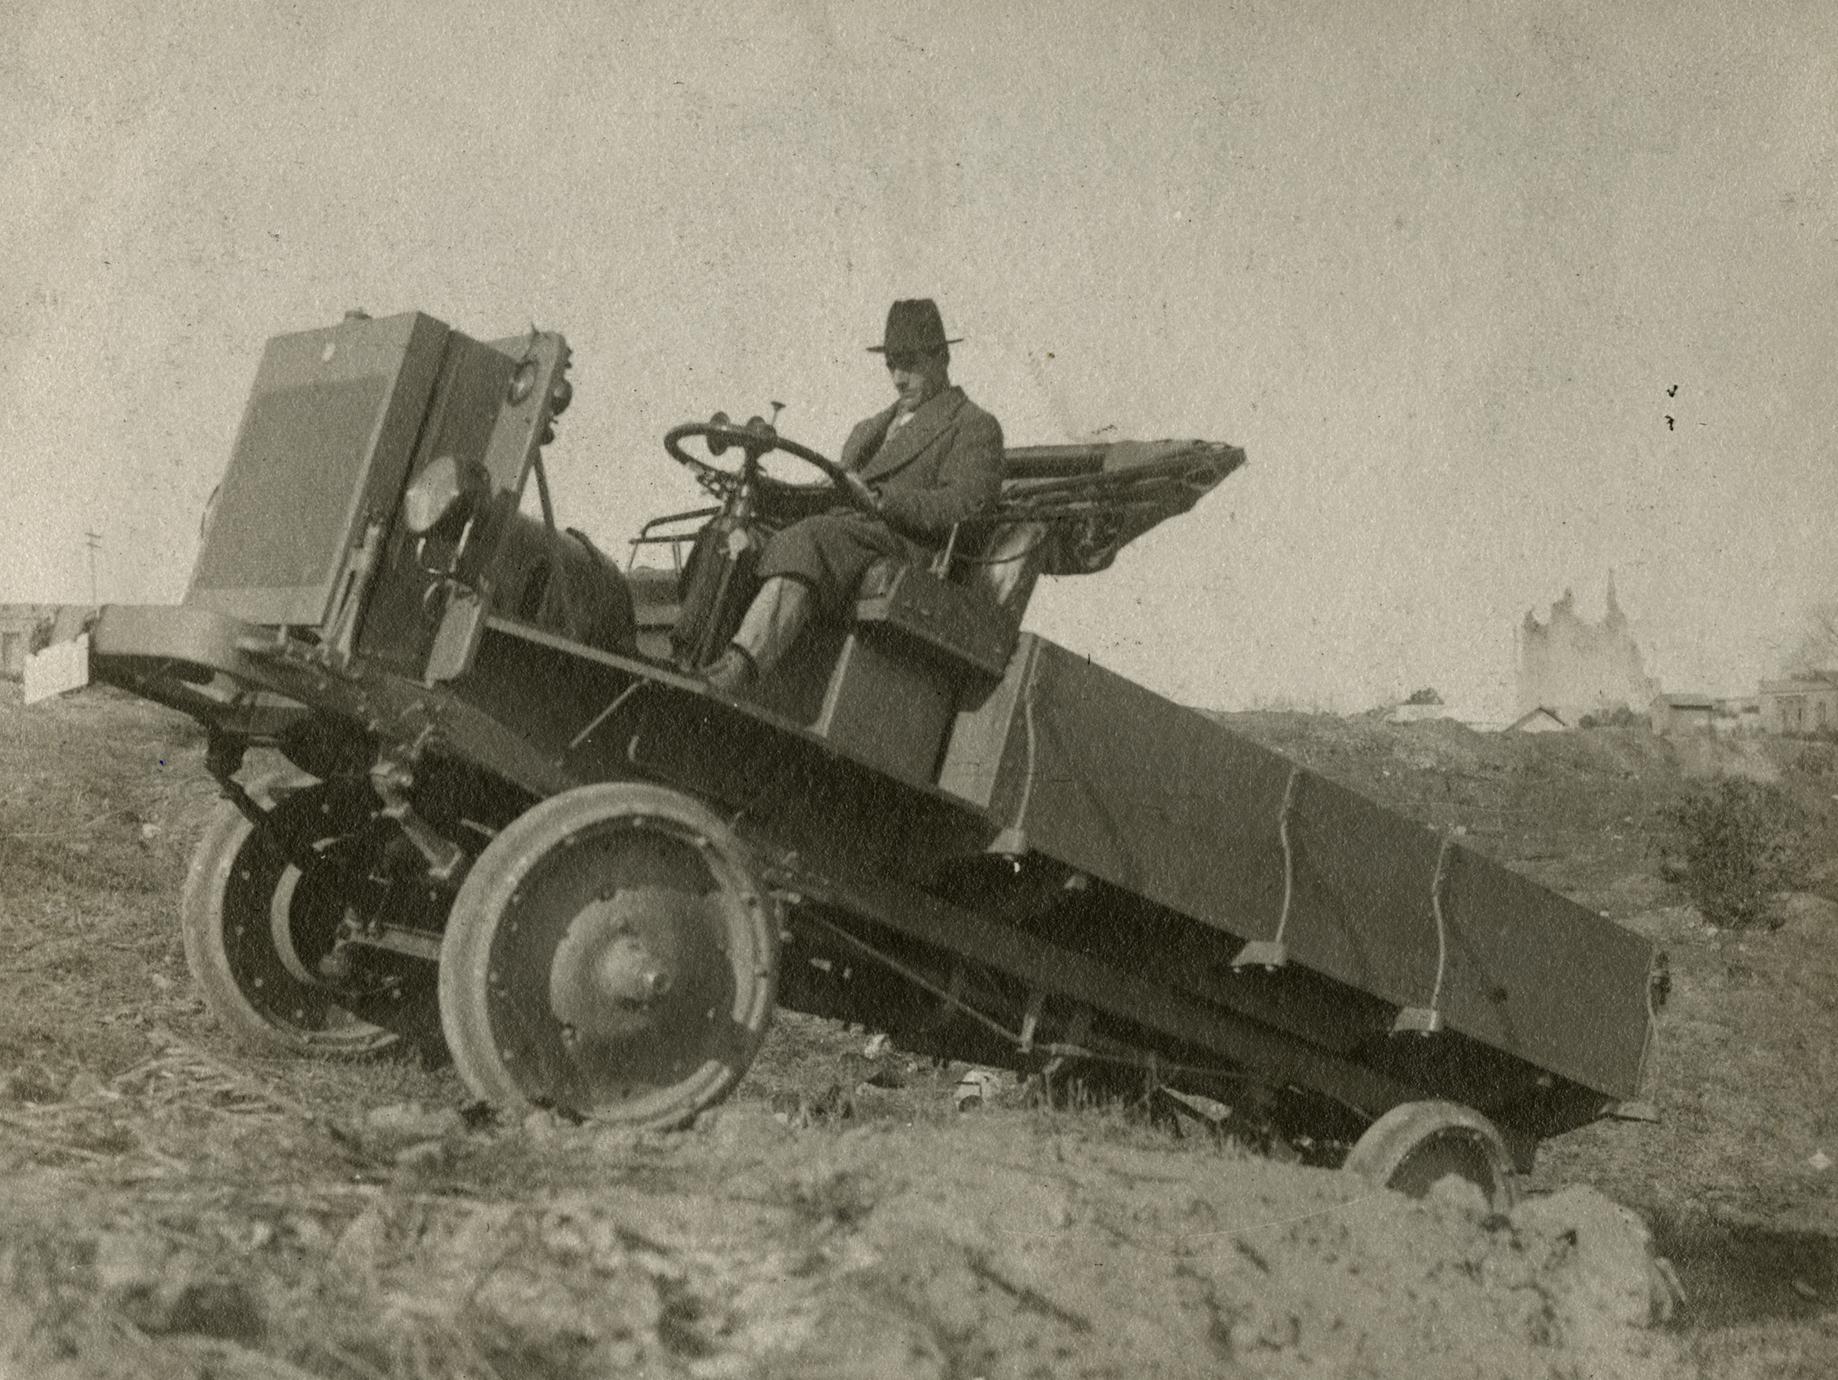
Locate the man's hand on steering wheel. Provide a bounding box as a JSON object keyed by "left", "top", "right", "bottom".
{"left": 840, "top": 470, "right": 883, "bottom": 516}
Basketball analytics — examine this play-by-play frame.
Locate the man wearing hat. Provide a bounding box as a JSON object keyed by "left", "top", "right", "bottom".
{"left": 705, "top": 299, "right": 1003, "bottom": 692}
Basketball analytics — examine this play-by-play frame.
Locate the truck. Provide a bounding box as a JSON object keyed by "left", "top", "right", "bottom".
{"left": 87, "top": 309, "right": 1659, "bottom": 1209}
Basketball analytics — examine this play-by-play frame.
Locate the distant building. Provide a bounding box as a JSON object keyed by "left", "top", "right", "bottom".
{"left": 0, "top": 604, "right": 91, "bottom": 679}
{"left": 1517, "top": 574, "right": 1660, "bottom": 725}
{"left": 1386, "top": 703, "right": 1449, "bottom": 725}
{"left": 1650, "top": 692, "right": 1716, "bottom": 736}
{"left": 1506, "top": 707, "right": 1567, "bottom": 733}
{"left": 1714, "top": 696, "right": 1762, "bottom": 734}
{"left": 1380, "top": 700, "right": 1508, "bottom": 731}
{"left": 1759, "top": 675, "right": 1838, "bottom": 735}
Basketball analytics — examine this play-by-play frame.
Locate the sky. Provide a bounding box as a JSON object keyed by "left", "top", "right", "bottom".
{"left": 3, "top": 0, "right": 1834, "bottom": 713}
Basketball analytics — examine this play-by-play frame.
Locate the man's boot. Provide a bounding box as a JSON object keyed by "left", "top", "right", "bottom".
{"left": 705, "top": 577, "right": 811, "bottom": 693}
{"left": 703, "top": 646, "right": 757, "bottom": 694}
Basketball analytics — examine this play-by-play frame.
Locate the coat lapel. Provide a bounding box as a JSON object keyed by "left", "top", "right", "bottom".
{"left": 858, "top": 387, "right": 965, "bottom": 483}
{"left": 841, "top": 405, "right": 898, "bottom": 472}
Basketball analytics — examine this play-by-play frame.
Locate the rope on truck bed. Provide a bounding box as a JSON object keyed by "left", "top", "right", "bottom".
{"left": 1392, "top": 835, "right": 1455, "bottom": 1035}
{"left": 1230, "top": 767, "right": 1301, "bottom": 971}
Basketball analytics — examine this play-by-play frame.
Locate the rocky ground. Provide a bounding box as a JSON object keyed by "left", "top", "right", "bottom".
{"left": 1, "top": 685, "right": 1833, "bottom": 1378}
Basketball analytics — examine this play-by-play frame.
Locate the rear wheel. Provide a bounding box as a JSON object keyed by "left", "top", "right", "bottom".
{"left": 181, "top": 773, "right": 401, "bottom": 1057}
{"left": 1343, "top": 1100, "right": 1519, "bottom": 1212}
{"left": 437, "top": 782, "right": 779, "bottom": 1127}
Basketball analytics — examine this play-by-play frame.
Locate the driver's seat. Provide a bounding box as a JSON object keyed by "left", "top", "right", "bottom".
{"left": 662, "top": 505, "right": 1048, "bottom": 687}
{"left": 793, "top": 520, "right": 1039, "bottom": 783}
{"left": 850, "top": 552, "right": 1019, "bottom": 682}
{"left": 836, "top": 511, "right": 1047, "bottom": 685}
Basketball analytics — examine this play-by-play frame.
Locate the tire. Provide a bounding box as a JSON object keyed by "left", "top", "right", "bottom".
{"left": 1342, "top": 1099, "right": 1519, "bottom": 1213}
{"left": 438, "top": 782, "right": 779, "bottom": 1128}
{"left": 180, "top": 772, "right": 399, "bottom": 1058}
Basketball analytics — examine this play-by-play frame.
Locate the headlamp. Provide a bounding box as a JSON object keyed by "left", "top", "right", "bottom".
{"left": 404, "top": 455, "right": 490, "bottom": 536}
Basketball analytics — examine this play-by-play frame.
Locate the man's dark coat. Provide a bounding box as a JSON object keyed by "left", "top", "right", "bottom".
{"left": 756, "top": 385, "right": 1003, "bottom": 613}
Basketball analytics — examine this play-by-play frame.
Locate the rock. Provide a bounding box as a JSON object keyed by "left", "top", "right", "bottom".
{"left": 858, "top": 1063, "right": 907, "bottom": 1090}
{"left": 64, "top": 1070, "right": 106, "bottom": 1102}
{"left": 1771, "top": 893, "right": 1838, "bottom": 928}
{"left": 758, "top": 1284, "right": 949, "bottom": 1380}
{"left": 161, "top": 1278, "right": 267, "bottom": 1344}
{"left": 849, "top": 1082, "right": 909, "bottom": 1116}
{"left": 331, "top": 1204, "right": 391, "bottom": 1273}
{"left": 92, "top": 1233, "right": 266, "bottom": 1343}
{"left": 587, "top": 1124, "right": 646, "bottom": 1158}
{"left": 287, "top": 1215, "right": 330, "bottom": 1251}
{"left": 1515, "top": 1186, "right": 1677, "bottom": 1327}
{"left": 1425, "top": 1173, "right": 1490, "bottom": 1219}
{"left": 472, "top": 1259, "right": 660, "bottom": 1375}
{"left": 952, "top": 1069, "right": 998, "bottom": 1110}
{"left": 521, "top": 1107, "right": 573, "bottom": 1143}
{"left": 700, "top": 1103, "right": 792, "bottom": 1151}
{"left": 92, "top": 1230, "right": 171, "bottom": 1295}
{"left": 360, "top": 1101, "right": 461, "bottom": 1152}
{"left": 2, "top": 1064, "right": 64, "bottom": 1104}
{"left": 394, "top": 1138, "right": 454, "bottom": 1178}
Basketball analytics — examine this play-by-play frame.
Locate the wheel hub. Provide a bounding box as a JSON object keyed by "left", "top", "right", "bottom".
{"left": 549, "top": 896, "right": 694, "bottom": 1040}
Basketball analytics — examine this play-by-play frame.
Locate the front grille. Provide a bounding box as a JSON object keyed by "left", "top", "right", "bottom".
{"left": 190, "top": 376, "right": 388, "bottom": 603}
{"left": 183, "top": 312, "right": 449, "bottom": 629}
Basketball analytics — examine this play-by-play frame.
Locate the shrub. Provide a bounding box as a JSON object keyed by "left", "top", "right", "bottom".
{"left": 1794, "top": 744, "right": 1838, "bottom": 779}
{"left": 1664, "top": 778, "right": 1810, "bottom": 929}
{"left": 1579, "top": 705, "right": 1647, "bottom": 730}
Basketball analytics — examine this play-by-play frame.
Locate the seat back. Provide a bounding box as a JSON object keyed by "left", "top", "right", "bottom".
{"left": 933, "top": 518, "right": 1050, "bottom": 621}
{"left": 969, "top": 519, "right": 1049, "bottom": 615}
{"left": 624, "top": 564, "right": 682, "bottom": 663}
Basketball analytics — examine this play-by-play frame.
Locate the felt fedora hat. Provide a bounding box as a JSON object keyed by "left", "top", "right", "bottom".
{"left": 867, "top": 298, "right": 963, "bottom": 354}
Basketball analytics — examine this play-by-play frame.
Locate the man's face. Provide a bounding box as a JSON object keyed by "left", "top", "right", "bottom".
{"left": 886, "top": 349, "right": 949, "bottom": 413}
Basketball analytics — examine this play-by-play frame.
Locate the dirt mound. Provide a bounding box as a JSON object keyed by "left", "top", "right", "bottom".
{"left": 0, "top": 1107, "right": 1682, "bottom": 1380}
{"left": 5, "top": 690, "right": 1834, "bottom": 1377}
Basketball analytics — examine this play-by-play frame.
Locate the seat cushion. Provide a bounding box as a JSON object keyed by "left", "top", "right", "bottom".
{"left": 854, "top": 560, "right": 1017, "bottom": 680}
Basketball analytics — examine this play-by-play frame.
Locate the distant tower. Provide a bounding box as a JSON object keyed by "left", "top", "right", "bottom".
{"left": 1517, "top": 574, "right": 1658, "bottom": 719}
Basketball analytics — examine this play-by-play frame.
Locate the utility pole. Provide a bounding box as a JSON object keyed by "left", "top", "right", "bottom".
{"left": 83, "top": 529, "right": 102, "bottom": 608}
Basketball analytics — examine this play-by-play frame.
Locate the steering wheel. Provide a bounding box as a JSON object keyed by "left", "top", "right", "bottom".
{"left": 664, "top": 415, "right": 879, "bottom": 517}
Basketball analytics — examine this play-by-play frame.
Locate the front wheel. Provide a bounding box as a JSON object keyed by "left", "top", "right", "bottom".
{"left": 437, "top": 782, "right": 779, "bottom": 1127}
{"left": 180, "top": 773, "right": 401, "bottom": 1058}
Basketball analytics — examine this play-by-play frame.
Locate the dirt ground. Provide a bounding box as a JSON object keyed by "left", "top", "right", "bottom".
{"left": 1, "top": 686, "right": 1833, "bottom": 1378}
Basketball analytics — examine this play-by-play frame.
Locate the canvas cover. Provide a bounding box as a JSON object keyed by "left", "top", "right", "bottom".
{"left": 992, "top": 440, "right": 1245, "bottom": 577}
